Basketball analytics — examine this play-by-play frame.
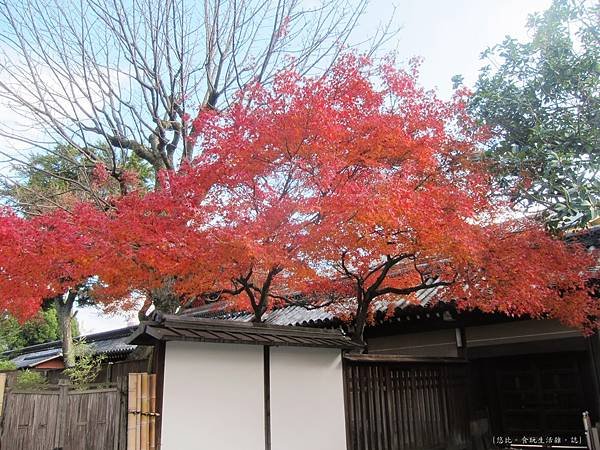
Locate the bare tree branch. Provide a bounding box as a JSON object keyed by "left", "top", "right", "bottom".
{"left": 0, "top": 0, "right": 396, "bottom": 200}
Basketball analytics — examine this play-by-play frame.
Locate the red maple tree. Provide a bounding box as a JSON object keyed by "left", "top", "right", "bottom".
{"left": 180, "top": 54, "right": 597, "bottom": 340}
{"left": 0, "top": 206, "right": 103, "bottom": 365}
{"left": 0, "top": 55, "right": 596, "bottom": 347}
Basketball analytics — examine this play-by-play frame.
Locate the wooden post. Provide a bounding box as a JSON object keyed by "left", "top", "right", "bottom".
{"left": 0, "top": 373, "right": 7, "bottom": 417}
{"left": 140, "top": 374, "right": 149, "bottom": 449}
{"left": 153, "top": 342, "right": 165, "bottom": 450}
{"left": 54, "top": 379, "right": 70, "bottom": 449}
{"left": 149, "top": 375, "right": 156, "bottom": 450}
{"left": 264, "top": 346, "right": 271, "bottom": 450}
{"left": 127, "top": 374, "right": 138, "bottom": 450}
{"left": 117, "top": 376, "right": 128, "bottom": 450}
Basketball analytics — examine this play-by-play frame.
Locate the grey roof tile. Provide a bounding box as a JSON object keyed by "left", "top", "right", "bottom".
{"left": 129, "top": 313, "right": 361, "bottom": 350}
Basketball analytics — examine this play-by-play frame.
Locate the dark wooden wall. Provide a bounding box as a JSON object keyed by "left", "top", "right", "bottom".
{"left": 343, "top": 355, "right": 469, "bottom": 450}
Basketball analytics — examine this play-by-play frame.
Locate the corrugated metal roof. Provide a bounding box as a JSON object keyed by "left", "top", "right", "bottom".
{"left": 129, "top": 313, "right": 362, "bottom": 350}
{"left": 4, "top": 326, "right": 138, "bottom": 369}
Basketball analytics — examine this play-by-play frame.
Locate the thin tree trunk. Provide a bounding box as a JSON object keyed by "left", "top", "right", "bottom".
{"left": 55, "top": 291, "right": 77, "bottom": 368}
{"left": 352, "top": 291, "right": 370, "bottom": 345}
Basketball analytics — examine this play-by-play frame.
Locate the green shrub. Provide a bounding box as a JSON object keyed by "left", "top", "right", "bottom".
{"left": 14, "top": 369, "right": 48, "bottom": 389}
{"left": 64, "top": 340, "right": 105, "bottom": 389}
{"left": 0, "top": 359, "right": 16, "bottom": 371}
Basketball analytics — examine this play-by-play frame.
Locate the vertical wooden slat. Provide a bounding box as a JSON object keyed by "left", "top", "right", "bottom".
{"left": 149, "top": 374, "right": 156, "bottom": 450}
{"left": 342, "top": 359, "right": 469, "bottom": 450}
{"left": 140, "top": 374, "right": 149, "bottom": 450}
{"left": 0, "top": 372, "right": 7, "bottom": 417}
{"left": 342, "top": 360, "right": 355, "bottom": 450}
{"left": 128, "top": 373, "right": 139, "bottom": 450}
{"left": 360, "top": 366, "right": 370, "bottom": 450}
{"left": 355, "top": 365, "right": 364, "bottom": 450}
{"left": 373, "top": 365, "right": 382, "bottom": 450}
{"left": 395, "top": 369, "right": 406, "bottom": 450}
{"left": 56, "top": 379, "right": 69, "bottom": 449}
{"left": 385, "top": 367, "right": 398, "bottom": 450}
{"left": 136, "top": 373, "right": 142, "bottom": 449}
{"left": 1, "top": 383, "right": 122, "bottom": 450}
{"left": 126, "top": 373, "right": 157, "bottom": 450}
{"left": 401, "top": 368, "right": 411, "bottom": 450}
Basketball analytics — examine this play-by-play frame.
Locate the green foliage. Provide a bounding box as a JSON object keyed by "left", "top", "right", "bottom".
{"left": 0, "top": 316, "right": 23, "bottom": 353}
{"left": 470, "top": 0, "right": 599, "bottom": 229}
{"left": 0, "top": 305, "right": 79, "bottom": 353}
{"left": 14, "top": 369, "right": 48, "bottom": 390}
{"left": 0, "top": 359, "right": 16, "bottom": 371}
{"left": 64, "top": 340, "right": 105, "bottom": 389}
{"left": 2, "top": 143, "right": 153, "bottom": 216}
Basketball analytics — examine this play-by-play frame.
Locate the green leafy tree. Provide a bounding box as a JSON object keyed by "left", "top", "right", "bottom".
{"left": 2, "top": 144, "right": 153, "bottom": 216}
{"left": 0, "top": 305, "right": 79, "bottom": 352}
{"left": 469, "top": 0, "right": 599, "bottom": 229}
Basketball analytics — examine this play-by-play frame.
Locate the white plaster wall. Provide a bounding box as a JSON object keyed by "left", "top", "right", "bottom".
{"left": 161, "top": 341, "right": 265, "bottom": 450}
{"left": 269, "top": 347, "right": 347, "bottom": 450}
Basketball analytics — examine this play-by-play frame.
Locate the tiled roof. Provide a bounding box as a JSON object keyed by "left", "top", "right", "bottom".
{"left": 4, "top": 326, "right": 138, "bottom": 369}
{"left": 129, "top": 313, "right": 362, "bottom": 350}
{"left": 184, "top": 279, "right": 441, "bottom": 327}
{"left": 10, "top": 349, "right": 63, "bottom": 369}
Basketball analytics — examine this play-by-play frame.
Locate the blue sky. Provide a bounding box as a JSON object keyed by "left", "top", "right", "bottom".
{"left": 77, "top": 0, "right": 553, "bottom": 333}
{"left": 361, "top": 0, "right": 552, "bottom": 97}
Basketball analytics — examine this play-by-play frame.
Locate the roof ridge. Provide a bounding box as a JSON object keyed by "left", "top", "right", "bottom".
{"left": 153, "top": 313, "right": 349, "bottom": 337}
{"left": 2, "top": 325, "right": 138, "bottom": 357}
{"left": 131, "top": 315, "right": 362, "bottom": 350}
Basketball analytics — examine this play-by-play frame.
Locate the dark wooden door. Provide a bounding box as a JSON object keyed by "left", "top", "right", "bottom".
{"left": 489, "top": 353, "right": 586, "bottom": 437}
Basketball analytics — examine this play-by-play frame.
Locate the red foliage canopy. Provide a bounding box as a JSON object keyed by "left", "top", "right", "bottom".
{"left": 184, "top": 54, "right": 597, "bottom": 337}
{"left": 0, "top": 206, "right": 100, "bottom": 320}
{"left": 0, "top": 55, "right": 596, "bottom": 341}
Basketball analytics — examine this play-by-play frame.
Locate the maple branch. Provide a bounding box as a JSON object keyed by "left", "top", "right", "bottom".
{"left": 365, "top": 253, "right": 414, "bottom": 298}
{"left": 276, "top": 294, "right": 339, "bottom": 310}
{"left": 259, "top": 265, "right": 283, "bottom": 308}
{"left": 339, "top": 250, "right": 362, "bottom": 285}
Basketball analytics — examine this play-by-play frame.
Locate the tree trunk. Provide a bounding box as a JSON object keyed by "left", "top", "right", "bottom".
{"left": 55, "top": 292, "right": 76, "bottom": 368}
{"left": 352, "top": 292, "right": 371, "bottom": 345}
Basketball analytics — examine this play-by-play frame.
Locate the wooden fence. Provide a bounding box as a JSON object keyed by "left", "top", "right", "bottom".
{"left": 0, "top": 379, "right": 123, "bottom": 450}
{"left": 0, "top": 371, "right": 158, "bottom": 450}
{"left": 344, "top": 355, "right": 469, "bottom": 450}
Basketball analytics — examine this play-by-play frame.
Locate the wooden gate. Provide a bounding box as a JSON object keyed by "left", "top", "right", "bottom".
{"left": 344, "top": 355, "right": 469, "bottom": 450}
{"left": 0, "top": 379, "right": 123, "bottom": 450}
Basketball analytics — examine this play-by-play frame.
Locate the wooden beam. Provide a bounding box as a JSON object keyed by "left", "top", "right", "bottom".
{"left": 264, "top": 346, "right": 271, "bottom": 450}
{"left": 153, "top": 342, "right": 165, "bottom": 450}
{"left": 343, "top": 354, "right": 467, "bottom": 364}
{"left": 127, "top": 374, "right": 138, "bottom": 450}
